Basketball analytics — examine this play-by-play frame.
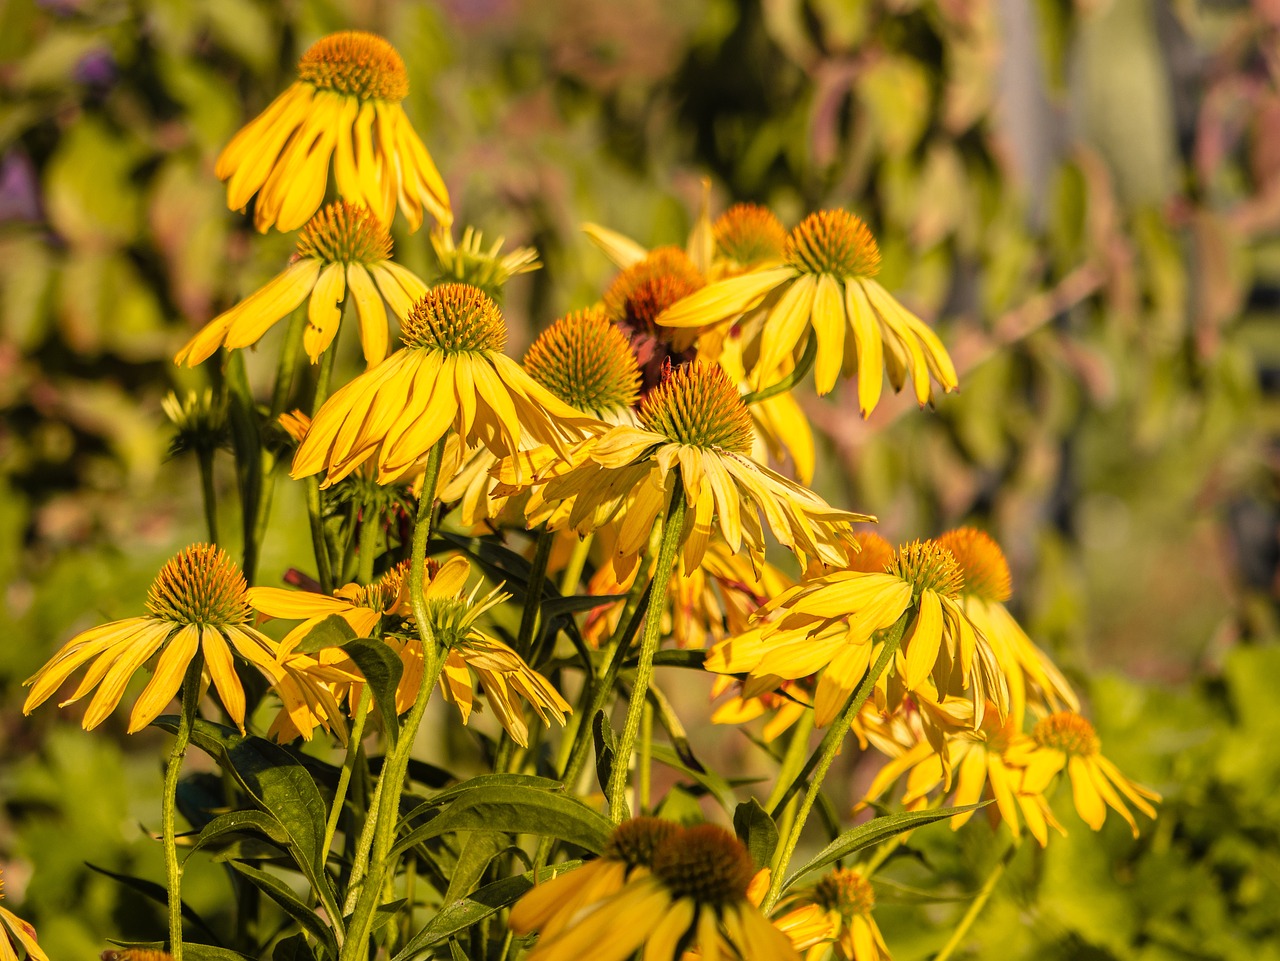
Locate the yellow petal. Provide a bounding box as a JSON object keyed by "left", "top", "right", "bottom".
{"left": 656, "top": 267, "right": 796, "bottom": 328}
{"left": 346, "top": 262, "right": 388, "bottom": 366}
{"left": 847, "top": 280, "right": 884, "bottom": 416}
{"left": 811, "top": 273, "right": 847, "bottom": 394}
{"left": 756, "top": 274, "right": 818, "bottom": 376}
{"left": 128, "top": 622, "right": 200, "bottom": 733}
{"left": 303, "top": 263, "right": 346, "bottom": 362}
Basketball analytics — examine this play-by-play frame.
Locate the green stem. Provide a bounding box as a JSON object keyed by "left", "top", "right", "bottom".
{"left": 559, "top": 532, "right": 594, "bottom": 595}
{"left": 164, "top": 655, "right": 204, "bottom": 961}
{"left": 307, "top": 477, "right": 336, "bottom": 595}
{"left": 323, "top": 685, "right": 371, "bottom": 863}
{"left": 517, "top": 526, "right": 554, "bottom": 661}
{"left": 741, "top": 333, "right": 817, "bottom": 405}
{"left": 639, "top": 699, "right": 653, "bottom": 814}
{"left": 341, "top": 759, "right": 386, "bottom": 916}
{"left": 356, "top": 493, "right": 381, "bottom": 586}
{"left": 223, "top": 352, "right": 263, "bottom": 584}
{"left": 762, "top": 615, "right": 907, "bottom": 913}
{"left": 196, "top": 449, "right": 218, "bottom": 544}
{"left": 340, "top": 438, "right": 447, "bottom": 961}
{"left": 605, "top": 477, "right": 686, "bottom": 823}
{"left": 932, "top": 848, "right": 1013, "bottom": 961}
{"left": 312, "top": 323, "right": 340, "bottom": 412}
{"left": 269, "top": 310, "right": 307, "bottom": 419}
{"left": 763, "top": 707, "right": 815, "bottom": 815}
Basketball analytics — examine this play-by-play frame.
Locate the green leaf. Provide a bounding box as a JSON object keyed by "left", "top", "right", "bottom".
{"left": 448, "top": 940, "right": 468, "bottom": 961}
{"left": 293, "top": 614, "right": 358, "bottom": 654}
{"left": 271, "top": 933, "right": 316, "bottom": 961}
{"left": 340, "top": 637, "right": 404, "bottom": 746}
{"left": 443, "top": 831, "right": 512, "bottom": 904}
{"left": 227, "top": 860, "right": 338, "bottom": 958}
{"left": 783, "top": 803, "right": 989, "bottom": 890}
{"left": 391, "top": 784, "right": 612, "bottom": 860}
{"left": 539, "top": 593, "right": 626, "bottom": 619}
{"left": 733, "top": 800, "right": 779, "bottom": 869}
{"left": 390, "top": 862, "right": 583, "bottom": 961}
{"left": 651, "top": 649, "right": 707, "bottom": 669}
{"left": 192, "top": 810, "right": 292, "bottom": 857}
{"left": 649, "top": 744, "right": 758, "bottom": 814}
{"left": 86, "top": 863, "right": 222, "bottom": 944}
{"left": 592, "top": 711, "right": 617, "bottom": 802}
{"left": 183, "top": 945, "right": 257, "bottom": 961}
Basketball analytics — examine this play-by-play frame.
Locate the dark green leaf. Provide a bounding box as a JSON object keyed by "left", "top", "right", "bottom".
{"left": 191, "top": 810, "right": 291, "bottom": 857}
{"left": 448, "top": 940, "right": 468, "bottom": 961}
{"left": 227, "top": 860, "right": 338, "bottom": 958}
{"left": 401, "top": 773, "right": 566, "bottom": 824}
{"left": 183, "top": 945, "right": 257, "bottom": 961}
{"left": 86, "top": 863, "right": 222, "bottom": 944}
{"left": 592, "top": 711, "right": 616, "bottom": 803}
{"left": 390, "top": 862, "right": 583, "bottom": 961}
{"left": 733, "top": 800, "right": 779, "bottom": 869}
{"left": 783, "top": 803, "right": 990, "bottom": 890}
{"left": 391, "top": 785, "right": 611, "bottom": 860}
{"left": 649, "top": 744, "right": 759, "bottom": 814}
{"left": 539, "top": 593, "right": 626, "bottom": 619}
{"left": 443, "top": 831, "right": 511, "bottom": 904}
{"left": 651, "top": 649, "right": 707, "bottom": 669}
{"left": 271, "top": 932, "right": 316, "bottom": 961}
{"left": 293, "top": 614, "right": 358, "bottom": 654}
{"left": 340, "top": 637, "right": 404, "bottom": 746}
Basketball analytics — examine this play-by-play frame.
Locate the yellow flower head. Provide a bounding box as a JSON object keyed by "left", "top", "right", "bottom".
{"left": 712, "top": 203, "right": 787, "bottom": 275}
{"left": 935, "top": 528, "right": 1079, "bottom": 728}
{"left": 216, "top": 30, "right": 450, "bottom": 232}
{"left": 710, "top": 539, "right": 1007, "bottom": 728}
{"left": 657, "top": 208, "right": 958, "bottom": 410}
{"left": 521, "top": 361, "right": 868, "bottom": 579}
{"left": 513, "top": 820, "right": 800, "bottom": 961}
{"left": 0, "top": 872, "right": 49, "bottom": 961}
{"left": 176, "top": 201, "right": 431, "bottom": 368}
{"left": 291, "top": 283, "right": 600, "bottom": 488}
{"left": 604, "top": 247, "right": 706, "bottom": 392}
{"left": 388, "top": 556, "right": 570, "bottom": 747}
{"left": 783, "top": 869, "right": 891, "bottom": 961}
{"left": 1006, "top": 711, "right": 1160, "bottom": 838}
{"left": 431, "top": 226, "right": 540, "bottom": 300}
{"left": 23, "top": 544, "right": 342, "bottom": 738}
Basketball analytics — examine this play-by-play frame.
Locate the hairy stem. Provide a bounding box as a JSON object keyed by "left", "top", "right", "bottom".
{"left": 164, "top": 655, "right": 204, "bottom": 961}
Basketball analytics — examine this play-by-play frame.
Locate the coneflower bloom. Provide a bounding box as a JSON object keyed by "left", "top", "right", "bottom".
{"left": 857, "top": 708, "right": 1066, "bottom": 848}
{"left": 512, "top": 820, "right": 799, "bottom": 961}
{"left": 0, "top": 872, "right": 49, "bottom": 961}
{"left": 176, "top": 201, "right": 430, "bottom": 368}
{"left": 291, "top": 283, "right": 600, "bottom": 487}
{"left": 439, "top": 306, "right": 641, "bottom": 527}
{"left": 520, "top": 362, "right": 867, "bottom": 579}
{"left": 708, "top": 540, "right": 1007, "bottom": 728}
{"left": 431, "top": 225, "right": 540, "bottom": 300}
{"left": 1005, "top": 711, "right": 1160, "bottom": 838}
{"left": 657, "top": 209, "right": 958, "bottom": 411}
{"left": 779, "top": 868, "right": 892, "bottom": 961}
{"left": 216, "top": 30, "right": 450, "bottom": 232}
{"left": 602, "top": 246, "right": 706, "bottom": 392}
{"left": 394, "top": 556, "right": 570, "bottom": 747}
{"left": 22, "top": 544, "right": 342, "bottom": 737}
{"left": 935, "top": 528, "right": 1079, "bottom": 728}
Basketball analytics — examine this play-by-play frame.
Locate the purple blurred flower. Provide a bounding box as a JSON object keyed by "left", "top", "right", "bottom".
{"left": 74, "top": 48, "right": 117, "bottom": 89}
{"left": 0, "top": 152, "right": 41, "bottom": 223}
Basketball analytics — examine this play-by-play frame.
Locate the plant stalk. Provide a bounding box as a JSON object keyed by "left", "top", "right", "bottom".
{"left": 164, "top": 655, "right": 204, "bottom": 961}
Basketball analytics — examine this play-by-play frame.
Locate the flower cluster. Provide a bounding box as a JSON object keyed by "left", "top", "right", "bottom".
{"left": 20, "top": 28, "right": 1160, "bottom": 961}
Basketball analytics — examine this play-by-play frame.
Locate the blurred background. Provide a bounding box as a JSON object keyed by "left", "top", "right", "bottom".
{"left": 1, "top": 0, "right": 1278, "bottom": 957}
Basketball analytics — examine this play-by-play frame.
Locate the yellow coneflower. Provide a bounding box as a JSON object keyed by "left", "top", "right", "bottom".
{"left": 439, "top": 306, "right": 641, "bottom": 527}
{"left": 935, "top": 528, "right": 1079, "bottom": 728}
{"left": 603, "top": 247, "right": 706, "bottom": 392}
{"left": 216, "top": 30, "right": 449, "bottom": 233}
{"left": 431, "top": 226, "right": 540, "bottom": 300}
{"left": 291, "top": 283, "right": 600, "bottom": 488}
{"left": 513, "top": 821, "right": 799, "bottom": 961}
{"left": 709, "top": 540, "right": 1007, "bottom": 728}
{"left": 520, "top": 362, "right": 867, "bottom": 578}
{"left": 22, "top": 544, "right": 342, "bottom": 738}
{"left": 712, "top": 203, "right": 788, "bottom": 277}
{"left": 657, "top": 209, "right": 958, "bottom": 411}
{"left": 393, "top": 556, "right": 570, "bottom": 747}
{"left": 858, "top": 707, "right": 1066, "bottom": 848}
{"left": 779, "top": 868, "right": 892, "bottom": 961}
{"left": 176, "top": 201, "right": 430, "bottom": 368}
{"left": 1005, "top": 711, "right": 1160, "bottom": 838}
{"left": 510, "top": 816, "right": 680, "bottom": 942}
{"left": 0, "top": 872, "right": 49, "bottom": 961}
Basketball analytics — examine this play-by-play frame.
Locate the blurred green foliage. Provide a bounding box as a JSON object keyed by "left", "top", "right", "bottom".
{"left": 1, "top": 0, "right": 1278, "bottom": 958}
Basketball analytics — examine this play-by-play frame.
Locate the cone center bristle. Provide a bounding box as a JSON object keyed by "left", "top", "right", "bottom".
{"left": 714, "top": 203, "right": 786, "bottom": 267}
{"left": 651, "top": 825, "right": 753, "bottom": 907}
{"left": 296, "top": 202, "right": 393, "bottom": 266}
{"left": 638, "top": 363, "right": 754, "bottom": 453}
{"left": 604, "top": 817, "right": 681, "bottom": 870}
{"left": 936, "top": 528, "right": 1012, "bottom": 603}
{"left": 784, "top": 210, "right": 881, "bottom": 278}
{"left": 145, "top": 544, "right": 252, "bottom": 626}
{"left": 889, "top": 541, "right": 964, "bottom": 598}
{"left": 815, "top": 869, "right": 876, "bottom": 919}
{"left": 400, "top": 283, "right": 508, "bottom": 353}
{"left": 522, "top": 308, "right": 641, "bottom": 416}
{"left": 297, "top": 31, "right": 409, "bottom": 102}
{"left": 1033, "top": 712, "right": 1100, "bottom": 757}
{"left": 604, "top": 248, "right": 705, "bottom": 334}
